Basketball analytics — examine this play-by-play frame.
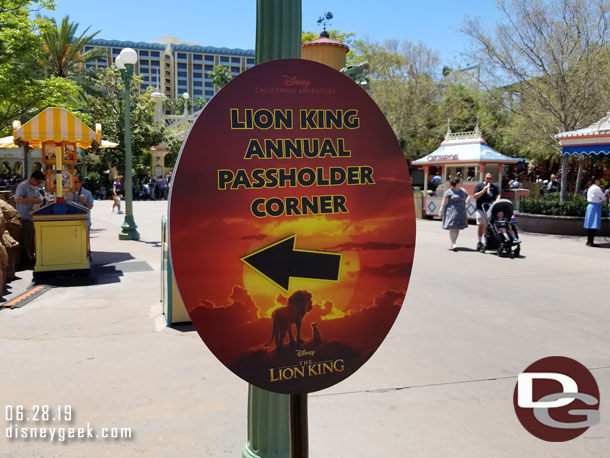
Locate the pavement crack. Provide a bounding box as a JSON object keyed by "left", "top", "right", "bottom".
{"left": 0, "top": 330, "right": 157, "bottom": 341}
{"left": 313, "top": 366, "right": 610, "bottom": 397}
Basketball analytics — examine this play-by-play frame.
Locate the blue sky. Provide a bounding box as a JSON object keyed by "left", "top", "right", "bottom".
{"left": 43, "top": 0, "right": 503, "bottom": 68}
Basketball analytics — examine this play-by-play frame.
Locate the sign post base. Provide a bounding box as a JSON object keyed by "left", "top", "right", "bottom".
{"left": 289, "top": 393, "right": 308, "bottom": 458}
{"left": 243, "top": 384, "right": 290, "bottom": 458}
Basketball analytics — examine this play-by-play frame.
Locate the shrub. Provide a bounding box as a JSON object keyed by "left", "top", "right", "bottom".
{"left": 520, "top": 192, "right": 609, "bottom": 217}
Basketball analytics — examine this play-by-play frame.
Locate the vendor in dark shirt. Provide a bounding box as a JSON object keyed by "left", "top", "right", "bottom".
{"left": 473, "top": 172, "right": 500, "bottom": 250}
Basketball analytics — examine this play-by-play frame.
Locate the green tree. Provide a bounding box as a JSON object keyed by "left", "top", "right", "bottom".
{"left": 209, "top": 64, "right": 232, "bottom": 89}
{"left": 436, "top": 83, "right": 517, "bottom": 157}
{"left": 463, "top": 0, "right": 610, "bottom": 162}
{"left": 356, "top": 38, "right": 440, "bottom": 159}
{"left": 37, "top": 15, "right": 105, "bottom": 78}
{"left": 0, "top": 1, "right": 82, "bottom": 133}
{"left": 87, "top": 68, "right": 165, "bottom": 176}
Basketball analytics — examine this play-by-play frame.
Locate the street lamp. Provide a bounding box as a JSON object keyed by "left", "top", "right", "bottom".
{"left": 116, "top": 47, "right": 140, "bottom": 240}
{"left": 182, "top": 92, "right": 190, "bottom": 137}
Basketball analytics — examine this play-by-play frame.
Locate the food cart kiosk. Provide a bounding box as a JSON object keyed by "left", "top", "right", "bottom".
{"left": 412, "top": 125, "right": 523, "bottom": 219}
{"left": 12, "top": 107, "right": 104, "bottom": 275}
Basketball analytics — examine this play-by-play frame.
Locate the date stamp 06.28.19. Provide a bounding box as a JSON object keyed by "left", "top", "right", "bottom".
{"left": 4, "top": 405, "right": 133, "bottom": 442}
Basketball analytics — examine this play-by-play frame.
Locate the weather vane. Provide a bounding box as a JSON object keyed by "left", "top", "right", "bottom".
{"left": 317, "top": 12, "right": 333, "bottom": 31}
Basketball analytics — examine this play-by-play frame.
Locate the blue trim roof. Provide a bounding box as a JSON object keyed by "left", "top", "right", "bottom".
{"left": 561, "top": 145, "right": 610, "bottom": 156}
{"left": 88, "top": 39, "right": 254, "bottom": 56}
{"left": 412, "top": 141, "right": 519, "bottom": 165}
{"left": 89, "top": 39, "right": 166, "bottom": 50}
{"left": 172, "top": 43, "right": 254, "bottom": 56}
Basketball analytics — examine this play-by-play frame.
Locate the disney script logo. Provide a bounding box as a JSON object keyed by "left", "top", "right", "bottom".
{"left": 282, "top": 75, "right": 310, "bottom": 88}
{"left": 296, "top": 350, "right": 315, "bottom": 358}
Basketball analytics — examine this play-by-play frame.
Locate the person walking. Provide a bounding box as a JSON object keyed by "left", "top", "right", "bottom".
{"left": 584, "top": 176, "right": 606, "bottom": 247}
{"left": 439, "top": 177, "right": 470, "bottom": 251}
{"left": 72, "top": 174, "right": 94, "bottom": 255}
{"left": 13, "top": 170, "right": 45, "bottom": 267}
{"left": 112, "top": 176, "right": 122, "bottom": 213}
{"left": 473, "top": 172, "right": 500, "bottom": 250}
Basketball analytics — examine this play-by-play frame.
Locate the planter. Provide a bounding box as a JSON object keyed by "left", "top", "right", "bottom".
{"left": 515, "top": 212, "right": 610, "bottom": 236}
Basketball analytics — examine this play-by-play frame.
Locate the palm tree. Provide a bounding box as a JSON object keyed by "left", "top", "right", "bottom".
{"left": 209, "top": 65, "right": 233, "bottom": 89}
{"left": 38, "top": 15, "right": 105, "bottom": 78}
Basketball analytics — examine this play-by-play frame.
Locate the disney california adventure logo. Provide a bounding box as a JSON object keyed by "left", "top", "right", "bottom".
{"left": 281, "top": 75, "right": 310, "bottom": 88}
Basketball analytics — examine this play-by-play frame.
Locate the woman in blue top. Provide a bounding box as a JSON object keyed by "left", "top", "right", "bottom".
{"left": 439, "top": 177, "right": 470, "bottom": 251}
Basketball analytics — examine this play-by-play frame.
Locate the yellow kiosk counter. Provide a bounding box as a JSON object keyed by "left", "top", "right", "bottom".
{"left": 31, "top": 201, "right": 90, "bottom": 276}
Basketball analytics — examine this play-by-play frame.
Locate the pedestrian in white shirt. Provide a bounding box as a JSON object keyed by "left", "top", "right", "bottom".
{"left": 584, "top": 177, "right": 606, "bottom": 247}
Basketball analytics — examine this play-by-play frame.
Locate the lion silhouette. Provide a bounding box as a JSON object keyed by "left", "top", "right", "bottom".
{"left": 265, "top": 290, "right": 312, "bottom": 350}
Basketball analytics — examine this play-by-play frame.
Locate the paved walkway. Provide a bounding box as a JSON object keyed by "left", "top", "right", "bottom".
{"left": 1, "top": 201, "right": 608, "bottom": 457}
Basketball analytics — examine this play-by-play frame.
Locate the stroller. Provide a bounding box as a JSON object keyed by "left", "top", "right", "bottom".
{"left": 478, "top": 199, "right": 522, "bottom": 258}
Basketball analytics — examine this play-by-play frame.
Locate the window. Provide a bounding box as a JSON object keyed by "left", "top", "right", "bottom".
{"left": 140, "top": 67, "right": 150, "bottom": 74}
{"left": 165, "top": 78, "right": 171, "bottom": 84}
{"left": 205, "top": 64, "right": 213, "bottom": 71}
{"left": 220, "top": 56, "right": 229, "bottom": 63}
{"left": 151, "top": 60, "right": 160, "bottom": 67}
{"left": 112, "top": 48, "right": 121, "bottom": 55}
{"left": 193, "top": 81, "right": 202, "bottom": 87}
{"left": 231, "top": 66, "right": 240, "bottom": 73}
{"left": 177, "top": 53, "right": 187, "bottom": 59}
{"left": 194, "top": 89, "right": 203, "bottom": 95}
{"left": 177, "top": 63, "right": 187, "bottom": 69}
{"left": 193, "top": 64, "right": 202, "bottom": 70}
{"left": 165, "top": 63, "right": 170, "bottom": 68}
{"left": 246, "top": 58, "right": 254, "bottom": 65}
{"left": 193, "top": 54, "right": 202, "bottom": 61}
{"left": 205, "top": 89, "right": 214, "bottom": 96}
{"left": 165, "top": 71, "right": 171, "bottom": 77}
{"left": 140, "top": 59, "right": 149, "bottom": 66}
{"left": 85, "top": 46, "right": 93, "bottom": 52}
{"left": 151, "top": 51, "right": 160, "bottom": 57}
{"left": 177, "top": 71, "right": 187, "bottom": 77}
{"left": 139, "top": 50, "right": 149, "bottom": 56}
{"left": 143, "top": 76, "right": 149, "bottom": 82}
{"left": 204, "top": 55, "right": 214, "bottom": 62}
{"left": 98, "top": 58, "right": 107, "bottom": 64}
{"left": 205, "top": 82, "right": 213, "bottom": 87}
{"left": 193, "top": 72, "right": 202, "bottom": 79}
{"left": 231, "top": 57, "right": 240, "bottom": 63}
{"left": 178, "top": 79, "right": 187, "bottom": 86}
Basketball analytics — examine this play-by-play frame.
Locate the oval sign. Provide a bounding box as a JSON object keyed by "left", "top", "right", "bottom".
{"left": 170, "top": 59, "right": 415, "bottom": 394}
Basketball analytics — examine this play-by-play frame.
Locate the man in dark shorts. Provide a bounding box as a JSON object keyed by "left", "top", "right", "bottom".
{"left": 473, "top": 172, "right": 500, "bottom": 250}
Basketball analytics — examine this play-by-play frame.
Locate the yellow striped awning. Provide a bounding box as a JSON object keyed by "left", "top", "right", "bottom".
{"left": 0, "top": 136, "right": 18, "bottom": 149}
{"left": 13, "top": 107, "right": 101, "bottom": 149}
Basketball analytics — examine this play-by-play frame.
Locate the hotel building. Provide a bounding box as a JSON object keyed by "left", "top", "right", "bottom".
{"left": 85, "top": 36, "right": 255, "bottom": 103}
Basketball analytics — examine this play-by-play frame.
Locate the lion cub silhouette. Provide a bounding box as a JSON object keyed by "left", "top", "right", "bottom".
{"left": 310, "top": 322, "right": 322, "bottom": 346}
{"left": 265, "top": 290, "right": 312, "bottom": 350}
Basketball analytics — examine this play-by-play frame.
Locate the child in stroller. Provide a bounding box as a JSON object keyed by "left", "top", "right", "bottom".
{"left": 479, "top": 199, "right": 522, "bottom": 257}
{"left": 494, "top": 210, "right": 519, "bottom": 243}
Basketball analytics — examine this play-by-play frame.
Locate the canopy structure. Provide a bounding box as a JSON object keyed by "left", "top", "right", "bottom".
{"left": 13, "top": 107, "right": 101, "bottom": 150}
{"left": 413, "top": 125, "right": 520, "bottom": 166}
{"left": 556, "top": 112, "right": 610, "bottom": 156}
{"left": 0, "top": 136, "right": 18, "bottom": 149}
{"left": 2, "top": 135, "right": 117, "bottom": 150}
{"left": 411, "top": 124, "right": 526, "bottom": 219}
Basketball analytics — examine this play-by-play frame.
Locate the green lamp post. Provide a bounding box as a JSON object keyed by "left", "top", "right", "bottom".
{"left": 243, "top": 3, "right": 302, "bottom": 458}
{"left": 116, "top": 47, "right": 140, "bottom": 240}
